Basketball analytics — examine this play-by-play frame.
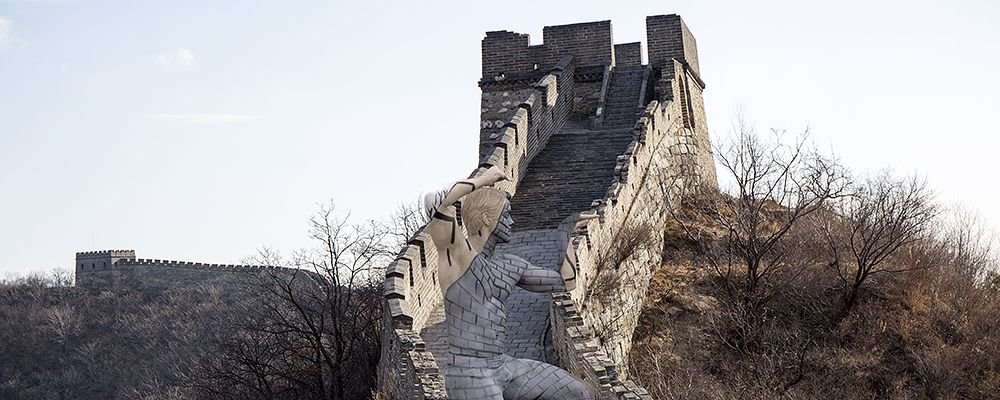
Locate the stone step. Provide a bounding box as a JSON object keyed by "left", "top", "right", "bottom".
{"left": 600, "top": 66, "right": 647, "bottom": 129}
{"left": 510, "top": 129, "right": 634, "bottom": 231}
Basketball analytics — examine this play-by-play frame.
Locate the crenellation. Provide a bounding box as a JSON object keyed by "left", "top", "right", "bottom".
{"left": 76, "top": 249, "right": 135, "bottom": 257}
{"left": 541, "top": 21, "right": 614, "bottom": 67}
{"left": 75, "top": 250, "right": 302, "bottom": 290}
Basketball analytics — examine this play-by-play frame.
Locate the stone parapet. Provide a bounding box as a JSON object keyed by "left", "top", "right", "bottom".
{"left": 74, "top": 250, "right": 312, "bottom": 290}
{"left": 552, "top": 94, "right": 710, "bottom": 386}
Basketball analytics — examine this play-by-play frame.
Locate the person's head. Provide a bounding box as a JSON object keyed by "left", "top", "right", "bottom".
{"left": 462, "top": 187, "right": 512, "bottom": 243}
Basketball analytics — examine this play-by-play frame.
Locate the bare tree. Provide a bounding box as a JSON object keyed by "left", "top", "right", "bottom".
{"left": 826, "top": 172, "right": 938, "bottom": 313}
{"left": 197, "top": 201, "right": 395, "bottom": 400}
{"left": 386, "top": 199, "right": 428, "bottom": 249}
{"left": 937, "top": 204, "right": 998, "bottom": 281}
{"left": 49, "top": 268, "right": 74, "bottom": 287}
{"left": 671, "top": 123, "right": 849, "bottom": 311}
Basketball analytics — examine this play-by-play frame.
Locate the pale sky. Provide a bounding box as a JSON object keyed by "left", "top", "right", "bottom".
{"left": 1, "top": 0, "right": 998, "bottom": 275}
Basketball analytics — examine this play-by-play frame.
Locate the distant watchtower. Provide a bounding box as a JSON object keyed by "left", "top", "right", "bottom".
{"left": 75, "top": 250, "right": 135, "bottom": 286}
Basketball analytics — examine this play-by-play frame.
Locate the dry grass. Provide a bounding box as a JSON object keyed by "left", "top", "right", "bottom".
{"left": 630, "top": 203, "right": 1000, "bottom": 399}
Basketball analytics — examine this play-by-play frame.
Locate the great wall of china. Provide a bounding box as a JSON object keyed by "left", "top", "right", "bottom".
{"left": 70, "top": 13, "right": 717, "bottom": 399}
{"left": 377, "top": 14, "right": 717, "bottom": 399}
{"left": 73, "top": 249, "right": 298, "bottom": 289}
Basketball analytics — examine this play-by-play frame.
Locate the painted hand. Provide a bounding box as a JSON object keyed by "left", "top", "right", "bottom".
{"left": 479, "top": 165, "right": 509, "bottom": 186}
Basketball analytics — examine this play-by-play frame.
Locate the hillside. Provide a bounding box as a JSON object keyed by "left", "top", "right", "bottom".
{"left": 629, "top": 194, "right": 1000, "bottom": 399}
{"left": 0, "top": 263, "right": 383, "bottom": 400}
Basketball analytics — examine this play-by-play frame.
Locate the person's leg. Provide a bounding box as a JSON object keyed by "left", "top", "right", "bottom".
{"left": 446, "top": 369, "right": 505, "bottom": 400}
{"left": 498, "top": 358, "right": 591, "bottom": 400}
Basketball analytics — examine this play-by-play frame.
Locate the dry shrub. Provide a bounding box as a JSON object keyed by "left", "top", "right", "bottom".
{"left": 630, "top": 197, "right": 1000, "bottom": 399}
{"left": 588, "top": 219, "right": 656, "bottom": 303}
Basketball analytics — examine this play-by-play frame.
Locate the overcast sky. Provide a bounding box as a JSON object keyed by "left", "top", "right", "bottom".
{"left": 1, "top": 0, "right": 998, "bottom": 275}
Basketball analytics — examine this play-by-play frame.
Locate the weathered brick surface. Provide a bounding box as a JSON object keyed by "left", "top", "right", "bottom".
{"left": 614, "top": 42, "right": 642, "bottom": 67}
{"left": 378, "top": 322, "right": 449, "bottom": 400}
{"left": 551, "top": 93, "right": 715, "bottom": 388}
{"left": 646, "top": 14, "right": 700, "bottom": 76}
{"left": 655, "top": 58, "right": 716, "bottom": 187}
{"left": 482, "top": 30, "right": 533, "bottom": 78}
{"left": 541, "top": 21, "right": 614, "bottom": 67}
{"left": 572, "top": 65, "right": 608, "bottom": 120}
{"left": 509, "top": 129, "right": 634, "bottom": 231}
{"left": 601, "top": 65, "right": 647, "bottom": 129}
{"left": 498, "top": 229, "right": 563, "bottom": 362}
{"left": 482, "top": 21, "right": 613, "bottom": 78}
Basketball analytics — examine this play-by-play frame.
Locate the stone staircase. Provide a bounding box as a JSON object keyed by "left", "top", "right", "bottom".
{"left": 509, "top": 128, "right": 634, "bottom": 232}
{"left": 423, "top": 63, "right": 650, "bottom": 369}
{"left": 509, "top": 64, "right": 648, "bottom": 232}
{"left": 498, "top": 64, "right": 648, "bottom": 365}
{"left": 601, "top": 65, "right": 647, "bottom": 129}
{"left": 500, "top": 127, "right": 634, "bottom": 365}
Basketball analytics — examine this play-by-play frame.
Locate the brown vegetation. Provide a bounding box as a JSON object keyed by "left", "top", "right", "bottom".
{"left": 0, "top": 201, "right": 412, "bottom": 400}
{"left": 631, "top": 126, "right": 1000, "bottom": 399}
{"left": 0, "top": 272, "right": 240, "bottom": 399}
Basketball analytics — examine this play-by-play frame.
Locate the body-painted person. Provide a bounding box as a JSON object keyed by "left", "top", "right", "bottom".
{"left": 424, "top": 165, "right": 593, "bottom": 400}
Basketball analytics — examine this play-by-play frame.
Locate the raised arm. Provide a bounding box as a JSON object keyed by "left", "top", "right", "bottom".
{"left": 426, "top": 166, "right": 508, "bottom": 294}
{"left": 424, "top": 166, "right": 508, "bottom": 250}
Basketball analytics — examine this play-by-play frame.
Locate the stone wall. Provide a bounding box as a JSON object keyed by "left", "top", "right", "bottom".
{"left": 549, "top": 65, "right": 716, "bottom": 393}
{"left": 646, "top": 14, "right": 700, "bottom": 77}
{"left": 657, "top": 59, "right": 716, "bottom": 187}
{"left": 74, "top": 250, "right": 135, "bottom": 286}
{"left": 377, "top": 322, "right": 448, "bottom": 400}
{"left": 614, "top": 42, "right": 643, "bottom": 67}
{"left": 551, "top": 99, "right": 687, "bottom": 384}
{"left": 572, "top": 65, "right": 609, "bottom": 123}
{"left": 74, "top": 250, "right": 308, "bottom": 292}
{"left": 480, "top": 57, "right": 576, "bottom": 191}
{"left": 478, "top": 56, "right": 575, "bottom": 164}
{"left": 541, "top": 21, "right": 614, "bottom": 67}
{"left": 481, "top": 30, "right": 533, "bottom": 78}
{"left": 482, "top": 21, "right": 613, "bottom": 78}
{"left": 377, "top": 59, "right": 577, "bottom": 399}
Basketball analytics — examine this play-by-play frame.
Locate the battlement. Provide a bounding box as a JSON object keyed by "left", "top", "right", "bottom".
{"left": 482, "top": 15, "right": 701, "bottom": 81}
{"left": 123, "top": 258, "right": 251, "bottom": 269}
{"left": 73, "top": 249, "right": 309, "bottom": 289}
{"left": 482, "top": 20, "right": 613, "bottom": 77}
{"left": 542, "top": 20, "right": 614, "bottom": 67}
{"left": 76, "top": 249, "right": 136, "bottom": 258}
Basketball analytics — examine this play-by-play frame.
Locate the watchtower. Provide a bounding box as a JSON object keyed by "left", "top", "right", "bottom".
{"left": 75, "top": 249, "right": 136, "bottom": 286}
{"left": 478, "top": 14, "right": 716, "bottom": 187}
